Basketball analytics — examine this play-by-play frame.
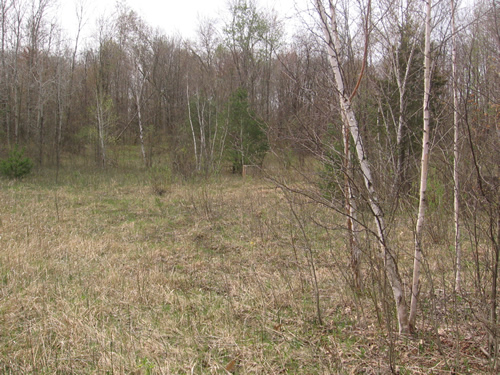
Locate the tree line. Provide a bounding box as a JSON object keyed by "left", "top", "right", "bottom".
{"left": 0, "top": 0, "right": 283, "bottom": 174}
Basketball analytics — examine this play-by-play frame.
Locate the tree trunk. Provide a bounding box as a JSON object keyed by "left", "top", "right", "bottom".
{"left": 134, "top": 76, "right": 147, "bottom": 167}
{"left": 316, "top": 0, "right": 409, "bottom": 334}
{"left": 490, "top": 211, "right": 500, "bottom": 360}
{"left": 56, "top": 56, "right": 63, "bottom": 182}
{"left": 136, "top": 92, "right": 147, "bottom": 166}
{"left": 0, "top": 0, "right": 8, "bottom": 146}
{"left": 393, "top": 38, "right": 417, "bottom": 197}
{"left": 58, "top": 3, "right": 83, "bottom": 179}
{"left": 37, "top": 54, "right": 45, "bottom": 166}
{"left": 409, "top": 0, "right": 432, "bottom": 332}
{"left": 96, "top": 90, "right": 107, "bottom": 167}
{"left": 186, "top": 83, "right": 200, "bottom": 170}
{"left": 343, "top": 119, "right": 361, "bottom": 291}
{"left": 451, "top": 0, "right": 461, "bottom": 292}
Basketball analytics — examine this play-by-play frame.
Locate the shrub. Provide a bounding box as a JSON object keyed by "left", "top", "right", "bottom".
{"left": 0, "top": 145, "right": 34, "bottom": 179}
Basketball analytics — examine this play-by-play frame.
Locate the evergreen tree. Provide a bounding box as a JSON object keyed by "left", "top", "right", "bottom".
{"left": 226, "top": 87, "right": 268, "bottom": 173}
{"left": 0, "top": 145, "right": 33, "bottom": 179}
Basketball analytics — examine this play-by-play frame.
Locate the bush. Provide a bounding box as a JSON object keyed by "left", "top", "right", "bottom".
{"left": 0, "top": 145, "right": 34, "bottom": 179}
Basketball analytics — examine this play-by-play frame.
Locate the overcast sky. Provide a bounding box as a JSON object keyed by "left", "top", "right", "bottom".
{"left": 58, "top": 0, "right": 304, "bottom": 43}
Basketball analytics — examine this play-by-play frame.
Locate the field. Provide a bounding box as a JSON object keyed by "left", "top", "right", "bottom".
{"left": 0, "top": 164, "right": 493, "bottom": 374}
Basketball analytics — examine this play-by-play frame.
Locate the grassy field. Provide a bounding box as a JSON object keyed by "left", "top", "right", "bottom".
{"left": 0, "top": 165, "right": 492, "bottom": 373}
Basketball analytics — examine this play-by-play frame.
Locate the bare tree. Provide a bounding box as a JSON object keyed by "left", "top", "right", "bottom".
{"left": 0, "top": 0, "right": 12, "bottom": 145}
{"left": 409, "top": 0, "right": 432, "bottom": 332}
{"left": 90, "top": 21, "right": 116, "bottom": 167}
{"left": 25, "top": 0, "right": 54, "bottom": 164}
{"left": 11, "top": 0, "right": 26, "bottom": 145}
{"left": 315, "top": 0, "right": 410, "bottom": 334}
{"left": 450, "top": 0, "right": 461, "bottom": 292}
{"left": 374, "top": 0, "right": 423, "bottom": 198}
{"left": 115, "top": 5, "right": 161, "bottom": 167}
{"left": 56, "top": 0, "right": 85, "bottom": 180}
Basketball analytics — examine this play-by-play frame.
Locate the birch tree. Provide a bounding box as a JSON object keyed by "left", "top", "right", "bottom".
{"left": 186, "top": 19, "right": 230, "bottom": 174}
{"left": 315, "top": 0, "right": 410, "bottom": 334}
{"left": 91, "top": 22, "right": 116, "bottom": 167}
{"left": 409, "top": 0, "right": 432, "bottom": 331}
{"left": 450, "top": 0, "right": 461, "bottom": 292}
{"left": 26, "top": 0, "right": 53, "bottom": 164}
{"left": 131, "top": 65, "right": 147, "bottom": 166}
{"left": 56, "top": 0, "right": 84, "bottom": 180}
{"left": 374, "top": 0, "right": 423, "bottom": 198}
{"left": 124, "top": 16, "right": 149, "bottom": 166}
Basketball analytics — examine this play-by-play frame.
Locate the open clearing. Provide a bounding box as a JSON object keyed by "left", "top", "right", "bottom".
{"left": 0, "top": 167, "right": 491, "bottom": 373}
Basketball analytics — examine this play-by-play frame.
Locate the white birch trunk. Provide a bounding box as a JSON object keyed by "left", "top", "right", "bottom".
{"left": 451, "top": 0, "right": 461, "bottom": 293}
{"left": 132, "top": 73, "right": 147, "bottom": 166}
{"left": 343, "top": 119, "right": 361, "bottom": 291}
{"left": 186, "top": 83, "right": 200, "bottom": 170}
{"left": 136, "top": 89, "right": 147, "bottom": 166}
{"left": 316, "top": 0, "right": 409, "bottom": 333}
{"left": 409, "top": 0, "right": 432, "bottom": 331}
{"left": 196, "top": 96, "right": 206, "bottom": 171}
{"left": 37, "top": 46, "right": 46, "bottom": 165}
{"left": 210, "top": 105, "right": 218, "bottom": 170}
{"left": 216, "top": 114, "right": 229, "bottom": 173}
{"left": 0, "top": 0, "right": 8, "bottom": 146}
{"left": 55, "top": 54, "right": 65, "bottom": 182}
{"left": 96, "top": 91, "right": 106, "bottom": 167}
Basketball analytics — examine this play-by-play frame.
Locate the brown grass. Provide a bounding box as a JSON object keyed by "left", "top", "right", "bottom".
{"left": 0, "top": 168, "right": 492, "bottom": 373}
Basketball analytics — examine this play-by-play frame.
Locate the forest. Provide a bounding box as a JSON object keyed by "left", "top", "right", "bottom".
{"left": 0, "top": 0, "right": 499, "bottom": 373}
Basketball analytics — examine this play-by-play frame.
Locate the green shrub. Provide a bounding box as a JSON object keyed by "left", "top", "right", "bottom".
{"left": 0, "top": 145, "right": 33, "bottom": 179}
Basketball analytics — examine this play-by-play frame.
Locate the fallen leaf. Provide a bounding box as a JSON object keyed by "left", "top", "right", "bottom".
{"left": 225, "top": 358, "right": 237, "bottom": 372}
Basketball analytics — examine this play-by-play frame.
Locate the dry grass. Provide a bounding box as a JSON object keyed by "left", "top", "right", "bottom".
{"left": 0, "top": 167, "right": 492, "bottom": 373}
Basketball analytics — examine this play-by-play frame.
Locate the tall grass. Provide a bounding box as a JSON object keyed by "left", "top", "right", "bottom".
{"left": 0, "top": 166, "right": 490, "bottom": 373}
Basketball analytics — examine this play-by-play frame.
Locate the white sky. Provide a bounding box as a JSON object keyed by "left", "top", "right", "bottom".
{"left": 58, "top": 0, "right": 304, "bottom": 43}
